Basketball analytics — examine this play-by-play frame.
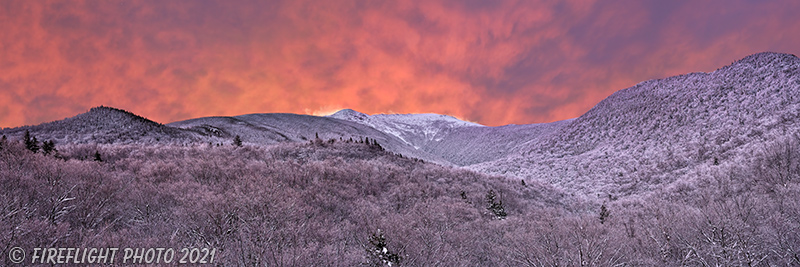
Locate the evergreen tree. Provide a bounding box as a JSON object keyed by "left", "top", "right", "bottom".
{"left": 30, "top": 137, "right": 40, "bottom": 153}
{"left": 371, "top": 139, "right": 383, "bottom": 150}
{"left": 94, "top": 151, "right": 103, "bottom": 162}
{"left": 486, "top": 190, "right": 507, "bottom": 219}
{"left": 42, "top": 140, "right": 56, "bottom": 155}
{"left": 24, "top": 130, "right": 40, "bottom": 153}
{"left": 599, "top": 203, "right": 611, "bottom": 224}
{"left": 233, "top": 135, "right": 243, "bottom": 147}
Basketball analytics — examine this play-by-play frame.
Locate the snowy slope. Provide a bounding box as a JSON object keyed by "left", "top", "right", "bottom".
{"left": 168, "top": 112, "right": 451, "bottom": 164}
{"left": 327, "top": 109, "right": 576, "bottom": 167}
{"left": 472, "top": 52, "right": 800, "bottom": 197}
{"left": 328, "top": 109, "right": 482, "bottom": 148}
{"left": 423, "top": 119, "right": 573, "bottom": 166}
{"left": 0, "top": 106, "right": 197, "bottom": 145}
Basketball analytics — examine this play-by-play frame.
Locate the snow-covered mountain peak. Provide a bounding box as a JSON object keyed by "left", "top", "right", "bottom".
{"left": 0, "top": 106, "right": 191, "bottom": 144}
{"left": 327, "top": 109, "right": 483, "bottom": 148}
{"left": 329, "top": 109, "right": 369, "bottom": 121}
{"left": 79, "top": 106, "right": 161, "bottom": 126}
{"left": 330, "top": 109, "right": 482, "bottom": 127}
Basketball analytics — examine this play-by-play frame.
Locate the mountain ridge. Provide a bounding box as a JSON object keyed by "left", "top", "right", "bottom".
{"left": 2, "top": 52, "right": 799, "bottom": 199}
{"left": 328, "top": 108, "right": 482, "bottom": 148}
{"left": 0, "top": 106, "right": 195, "bottom": 144}
{"left": 470, "top": 51, "right": 800, "bottom": 197}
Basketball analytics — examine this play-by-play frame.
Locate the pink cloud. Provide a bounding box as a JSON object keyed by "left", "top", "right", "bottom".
{"left": 0, "top": 0, "right": 799, "bottom": 128}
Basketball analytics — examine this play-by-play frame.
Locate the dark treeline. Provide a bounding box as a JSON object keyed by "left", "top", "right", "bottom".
{"left": 1, "top": 136, "right": 799, "bottom": 266}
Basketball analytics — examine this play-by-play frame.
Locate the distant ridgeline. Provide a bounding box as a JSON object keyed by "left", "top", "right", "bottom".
{"left": 2, "top": 52, "right": 800, "bottom": 197}
{"left": 1, "top": 106, "right": 189, "bottom": 145}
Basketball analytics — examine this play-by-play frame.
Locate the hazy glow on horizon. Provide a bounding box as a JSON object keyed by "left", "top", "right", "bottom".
{"left": 1, "top": 0, "right": 799, "bottom": 127}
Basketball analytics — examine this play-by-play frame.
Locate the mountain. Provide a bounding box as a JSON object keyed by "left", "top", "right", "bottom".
{"left": 421, "top": 120, "right": 573, "bottom": 166}
{"left": 167, "top": 113, "right": 451, "bottom": 164}
{"left": 328, "top": 109, "right": 576, "bottom": 166}
{"left": 0, "top": 107, "right": 453, "bottom": 164}
{"left": 328, "top": 109, "right": 482, "bottom": 147}
{"left": 3, "top": 52, "right": 799, "bottom": 200}
{"left": 0, "top": 106, "right": 196, "bottom": 144}
{"left": 471, "top": 52, "right": 800, "bottom": 197}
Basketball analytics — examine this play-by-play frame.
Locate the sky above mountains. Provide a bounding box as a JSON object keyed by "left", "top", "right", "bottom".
{"left": 1, "top": 0, "right": 799, "bottom": 127}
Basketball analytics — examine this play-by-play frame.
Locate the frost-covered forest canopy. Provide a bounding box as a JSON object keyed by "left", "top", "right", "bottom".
{"left": 2, "top": 135, "right": 800, "bottom": 266}
{"left": 2, "top": 52, "right": 800, "bottom": 265}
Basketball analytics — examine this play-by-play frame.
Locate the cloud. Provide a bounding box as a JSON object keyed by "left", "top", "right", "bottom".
{"left": 1, "top": 0, "right": 799, "bottom": 128}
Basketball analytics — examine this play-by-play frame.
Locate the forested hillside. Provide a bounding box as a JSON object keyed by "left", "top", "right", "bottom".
{"left": 2, "top": 135, "right": 798, "bottom": 265}
{"left": 474, "top": 52, "right": 800, "bottom": 199}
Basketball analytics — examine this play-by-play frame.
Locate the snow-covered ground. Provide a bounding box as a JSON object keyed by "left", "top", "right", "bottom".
{"left": 328, "top": 109, "right": 482, "bottom": 147}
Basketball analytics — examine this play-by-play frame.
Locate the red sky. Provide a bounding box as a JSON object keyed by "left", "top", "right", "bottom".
{"left": 1, "top": 0, "right": 799, "bottom": 127}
